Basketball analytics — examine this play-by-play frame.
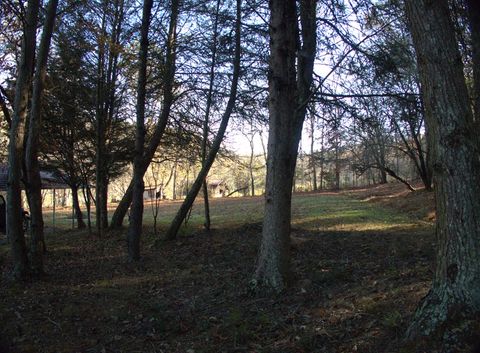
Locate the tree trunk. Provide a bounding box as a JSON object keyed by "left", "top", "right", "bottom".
{"left": 249, "top": 157, "right": 255, "bottom": 196}
{"left": 127, "top": 0, "right": 153, "bottom": 261}
{"left": 309, "top": 114, "right": 317, "bottom": 191}
{"left": 334, "top": 143, "right": 340, "bottom": 190}
{"left": 82, "top": 183, "right": 92, "bottom": 235}
{"left": 71, "top": 184, "right": 86, "bottom": 229}
{"left": 95, "top": 8, "right": 108, "bottom": 236}
{"left": 405, "top": 0, "right": 480, "bottom": 344}
{"left": 172, "top": 162, "right": 177, "bottom": 200}
{"left": 163, "top": 0, "right": 241, "bottom": 242}
{"left": 7, "top": 0, "right": 40, "bottom": 279}
{"left": 200, "top": 0, "right": 221, "bottom": 232}
{"left": 379, "top": 168, "right": 387, "bottom": 184}
{"left": 319, "top": 125, "right": 325, "bottom": 190}
{"left": 466, "top": 0, "right": 480, "bottom": 126}
{"left": 109, "top": 0, "right": 179, "bottom": 230}
{"left": 95, "top": 0, "right": 125, "bottom": 235}
{"left": 255, "top": 0, "right": 297, "bottom": 290}
{"left": 253, "top": 0, "right": 316, "bottom": 292}
{"left": 95, "top": 177, "right": 109, "bottom": 234}
{"left": 24, "top": 0, "right": 58, "bottom": 275}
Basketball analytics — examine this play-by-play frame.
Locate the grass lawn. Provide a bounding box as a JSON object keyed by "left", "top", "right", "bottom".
{"left": 0, "top": 186, "right": 438, "bottom": 353}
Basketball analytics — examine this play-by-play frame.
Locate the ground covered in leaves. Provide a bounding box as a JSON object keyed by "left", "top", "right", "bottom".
{"left": 0, "top": 184, "right": 441, "bottom": 352}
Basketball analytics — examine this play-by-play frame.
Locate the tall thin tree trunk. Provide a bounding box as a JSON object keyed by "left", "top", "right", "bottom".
{"left": 109, "top": 0, "right": 179, "bottom": 230}
{"left": 95, "top": 7, "right": 108, "bottom": 236}
{"left": 334, "top": 141, "right": 340, "bottom": 190}
{"left": 172, "top": 161, "right": 177, "bottom": 200}
{"left": 200, "top": 0, "right": 221, "bottom": 232}
{"left": 7, "top": 0, "right": 40, "bottom": 279}
{"left": 405, "top": 0, "right": 480, "bottom": 344}
{"left": 254, "top": 0, "right": 297, "bottom": 291}
{"left": 127, "top": 0, "right": 153, "bottom": 261}
{"left": 253, "top": 0, "right": 316, "bottom": 292}
{"left": 82, "top": 184, "right": 92, "bottom": 234}
{"left": 249, "top": 135, "right": 255, "bottom": 196}
{"left": 25, "top": 0, "right": 59, "bottom": 275}
{"left": 309, "top": 113, "right": 317, "bottom": 191}
{"left": 163, "top": 0, "right": 241, "bottom": 242}
{"left": 319, "top": 125, "right": 325, "bottom": 190}
{"left": 71, "top": 184, "right": 86, "bottom": 229}
{"left": 95, "top": 0, "right": 125, "bottom": 235}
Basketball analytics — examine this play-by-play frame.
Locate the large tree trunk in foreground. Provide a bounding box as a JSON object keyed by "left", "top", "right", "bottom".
{"left": 253, "top": 0, "right": 297, "bottom": 291}
{"left": 7, "top": 0, "right": 40, "bottom": 279}
{"left": 127, "top": 0, "right": 153, "bottom": 261}
{"left": 253, "top": 0, "right": 316, "bottom": 292}
{"left": 466, "top": 0, "right": 480, "bottom": 127}
{"left": 405, "top": 0, "right": 480, "bottom": 344}
{"left": 163, "top": 0, "right": 241, "bottom": 242}
{"left": 109, "top": 0, "right": 179, "bottom": 230}
{"left": 25, "top": 0, "right": 59, "bottom": 275}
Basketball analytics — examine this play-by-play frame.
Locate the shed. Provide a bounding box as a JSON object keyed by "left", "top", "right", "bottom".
{"left": 207, "top": 180, "right": 229, "bottom": 198}
{"left": 0, "top": 164, "right": 69, "bottom": 234}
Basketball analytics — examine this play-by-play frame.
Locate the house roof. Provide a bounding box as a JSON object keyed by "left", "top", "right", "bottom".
{"left": 0, "top": 164, "right": 69, "bottom": 191}
{"left": 208, "top": 179, "right": 225, "bottom": 187}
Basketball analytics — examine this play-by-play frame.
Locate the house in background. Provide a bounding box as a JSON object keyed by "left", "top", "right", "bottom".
{"left": 207, "top": 180, "right": 229, "bottom": 198}
{"left": 0, "top": 164, "right": 69, "bottom": 235}
{"left": 143, "top": 187, "right": 157, "bottom": 200}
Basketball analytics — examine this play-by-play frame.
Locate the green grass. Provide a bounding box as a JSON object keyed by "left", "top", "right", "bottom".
{"left": 38, "top": 192, "right": 417, "bottom": 236}
{"left": 291, "top": 194, "right": 415, "bottom": 232}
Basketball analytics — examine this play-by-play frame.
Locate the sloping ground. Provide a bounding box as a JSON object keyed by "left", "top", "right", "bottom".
{"left": 0, "top": 185, "right": 448, "bottom": 353}
{"left": 342, "top": 182, "right": 435, "bottom": 222}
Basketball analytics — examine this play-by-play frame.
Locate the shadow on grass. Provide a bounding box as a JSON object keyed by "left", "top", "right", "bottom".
{"left": 0, "top": 190, "right": 436, "bottom": 353}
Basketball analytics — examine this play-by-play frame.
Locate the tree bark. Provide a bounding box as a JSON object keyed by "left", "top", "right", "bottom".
{"left": 7, "top": 0, "right": 40, "bottom": 279}
{"left": 82, "top": 183, "right": 92, "bottom": 234}
{"left": 162, "top": 0, "right": 241, "bottom": 242}
{"left": 309, "top": 113, "right": 317, "bottom": 191}
{"left": 127, "top": 0, "right": 153, "bottom": 261}
{"left": 405, "top": 0, "right": 480, "bottom": 343}
{"left": 249, "top": 136, "right": 255, "bottom": 196}
{"left": 95, "top": 6, "right": 108, "bottom": 236}
{"left": 25, "top": 0, "right": 59, "bottom": 275}
{"left": 253, "top": 0, "right": 316, "bottom": 292}
{"left": 466, "top": 0, "right": 480, "bottom": 127}
{"left": 200, "top": 0, "right": 220, "bottom": 232}
{"left": 109, "top": 0, "right": 179, "bottom": 230}
{"left": 95, "top": 0, "right": 125, "bottom": 235}
{"left": 71, "top": 184, "right": 86, "bottom": 229}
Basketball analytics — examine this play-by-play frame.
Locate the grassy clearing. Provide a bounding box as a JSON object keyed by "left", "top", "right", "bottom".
{"left": 42, "top": 191, "right": 417, "bottom": 236}
{"left": 1, "top": 185, "right": 438, "bottom": 353}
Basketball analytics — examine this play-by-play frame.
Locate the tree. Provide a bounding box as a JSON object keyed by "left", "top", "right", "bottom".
{"left": 200, "top": 0, "right": 222, "bottom": 231}
{"left": 109, "top": 0, "right": 179, "bottom": 230}
{"left": 24, "top": 0, "right": 59, "bottom": 274}
{"left": 127, "top": 0, "right": 154, "bottom": 261}
{"left": 163, "top": 0, "right": 242, "bottom": 241}
{"left": 466, "top": 0, "right": 480, "bottom": 126}
{"left": 253, "top": 0, "right": 317, "bottom": 292}
{"left": 93, "top": 0, "right": 127, "bottom": 235}
{"left": 404, "top": 0, "right": 480, "bottom": 346}
{"left": 7, "top": 0, "right": 40, "bottom": 279}
{"left": 41, "top": 9, "right": 94, "bottom": 231}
